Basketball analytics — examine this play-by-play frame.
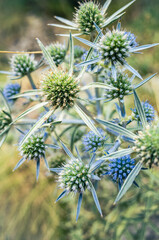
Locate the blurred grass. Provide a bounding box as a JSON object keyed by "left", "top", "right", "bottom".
{"left": 0, "top": 0, "right": 159, "bottom": 239}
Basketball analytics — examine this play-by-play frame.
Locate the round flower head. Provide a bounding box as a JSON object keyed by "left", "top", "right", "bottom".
{"left": 19, "top": 133, "right": 46, "bottom": 161}
{"left": 133, "top": 122, "right": 159, "bottom": 168}
{"left": 106, "top": 155, "right": 135, "bottom": 188}
{"left": 124, "top": 31, "right": 138, "bottom": 48}
{"left": 0, "top": 109, "right": 12, "bottom": 131}
{"left": 41, "top": 70, "right": 80, "bottom": 109}
{"left": 58, "top": 159, "right": 92, "bottom": 193}
{"left": 14, "top": 131, "right": 59, "bottom": 180}
{"left": 10, "top": 54, "right": 37, "bottom": 77}
{"left": 83, "top": 128, "right": 107, "bottom": 152}
{"left": 46, "top": 43, "right": 67, "bottom": 66}
{"left": 99, "top": 29, "right": 131, "bottom": 65}
{"left": 75, "top": 1, "right": 104, "bottom": 35}
{"left": 104, "top": 68, "right": 132, "bottom": 100}
{"left": 3, "top": 83, "right": 21, "bottom": 104}
{"left": 132, "top": 101, "right": 155, "bottom": 124}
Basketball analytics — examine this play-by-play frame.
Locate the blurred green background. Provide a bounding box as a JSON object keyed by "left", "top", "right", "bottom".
{"left": 0, "top": 0, "right": 159, "bottom": 239}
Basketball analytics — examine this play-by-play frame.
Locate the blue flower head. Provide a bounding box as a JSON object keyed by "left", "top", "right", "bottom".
{"left": 3, "top": 83, "right": 21, "bottom": 104}
{"left": 132, "top": 101, "right": 155, "bottom": 123}
{"left": 83, "top": 128, "right": 107, "bottom": 152}
{"left": 124, "top": 31, "right": 138, "bottom": 48}
{"left": 106, "top": 155, "right": 135, "bottom": 188}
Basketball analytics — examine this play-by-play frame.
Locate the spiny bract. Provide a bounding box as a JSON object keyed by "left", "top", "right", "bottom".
{"left": 41, "top": 70, "right": 80, "bottom": 109}
{"left": 75, "top": 1, "right": 104, "bottom": 35}
{"left": 58, "top": 159, "right": 92, "bottom": 193}
{"left": 10, "top": 54, "right": 37, "bottom": 76}
{"left": 104, "top": 68, "right": 132, "bottom": 100}
{"left": 46, "top": 43, "right": 67, "bottom": 66}
{"left": 99, "top": 29, "right": 131, "bottom": 65}
{"left": 133, "top": 122, "right": 159, "bottom": 168}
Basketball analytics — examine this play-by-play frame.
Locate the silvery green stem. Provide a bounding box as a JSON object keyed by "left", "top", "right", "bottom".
{"left": 94, "top": 74, "right": 102, "bottom": 116}
{"left": 27, "top": 73, "right": 37, "bottom": 89}
{"left": 108, "top": 139, "right": 121, "bottom": 154}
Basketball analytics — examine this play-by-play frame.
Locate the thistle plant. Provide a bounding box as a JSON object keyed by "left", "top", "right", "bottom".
{"left": 0, "top": 0, "right": 159, "bottom": 223}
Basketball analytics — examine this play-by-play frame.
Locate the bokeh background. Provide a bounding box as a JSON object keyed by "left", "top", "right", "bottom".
{"left": 0, "top": 0, "right": 159, "bottom": 239}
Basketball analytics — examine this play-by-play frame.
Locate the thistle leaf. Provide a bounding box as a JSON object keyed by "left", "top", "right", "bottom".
{"left": 134, "top": 73, "right": 157, "bottom": 89}
{"left": 54, "top": 16, "right": 78, "bottom": 28}
{"left": 99, "top": 148, "right": 133, "bottom": 161}
{"left": 89, "top": 181, "right": 103, "bottom": 216}
{"left": 36, "top": 38, "right": 57, "bottom": 72}
{"left": 60, "top": 141, "right": 76, "bottom": 161}
{"left": 48, "top": 23, "right": 77, "bottom": 30}
{"left": 96, "top": 119, "right": 136, "bottom": 139}
{"left": 36, "top": 159, "right": 40, "bottom": 181}
{"left": 75, "top": 37, "right": 98, "bottom": 49}
{"left": 74, "top": 103, "right": 101, "bottom": 137}
{"left": 101, "top": 0, "right": 112, "bottom": 14}
{"left": 114, "top": 161, "right": 142, "bottom": 204}
{"left": 55, "top": 190, "right": 68, "bottom": 203}
{"left": 11, "top": 102, "right": 48, "bottom": 125}
{"left": 19, "top": 109, "right": 54, "bottom": 147}
{"left": 13, "top": 158, "right": 26, "bottom": 171}
{"left": 130, "top": 43, "right": 159, "bottom": 52}
{"left": 69, "top": 32, "right": 74, "bottom": 75}
{"left": 123, "top": 61, "right": 143, "bottom": 80}
{"left": 133, "top": 89, "right": 147, "bottom": 128}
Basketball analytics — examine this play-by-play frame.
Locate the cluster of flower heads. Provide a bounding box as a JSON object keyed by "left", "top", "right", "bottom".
{"left": 104, "top": 68, "right": 132, "bottom": 100}
{"left": 46, "top": 43, "right": 67, "bottom": 66}
{"left": 132, "top": 101, "right": 155, "bottom": 123}
{"left": 83, "top": 128, "right": 107, "bottom": 152}
{"left": 74, "top": 1, "right": 104, "bottom": 35}
{"left": 41, "top": 70, "right": 80, "bottom": 109}
{"left": 10, "top": 54, "right": 37, "bottom": 76}
{"left": 133, "top": 122, "right": 159, "bottom": 168}
{"left": 3, "top": 83, "right": 21, "bottom": 104}
{"left": 105, "top": 155, "right": 135, "bottom": 188}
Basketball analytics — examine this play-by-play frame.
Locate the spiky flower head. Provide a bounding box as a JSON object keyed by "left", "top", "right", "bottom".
{"left": 41, "top": 70, "right": 80, "bottom": 109}
{"left": 19, "top": 133, "right": 46, "bottom": 161}
{"left": 133, "top": 122, "right": 159, "bottom": 168}
{"left": 99, "top": 29, "right": 131, "bottom": 65}
{"left": 0, "top": 109, "right": 12, "bottom": 131}
{"left": 3, "top": 83, "right": 21, "bottom": 104}
{"left": 104, "top": 68, "right": 132, "bottom": 100}
{"left": 75, "top": 1, "right": 104, "bottom": 35}
{"left": 132, "top": 101, "right": 155, "bottom": 124}
{"left": 106, "top": 155, "right": 135, "bottom": 187}
{"left": 74, "top": 45, "right": 86, "bottom": 59}
{"left": 58, "top": 158, "right": 93, "bottom": 193}
{"left": 124, "top": 31, "right": 138, "bottom": 48}
{"left": 46, "top": 43, "right": 67, "bottom": 66}
{"left": 83, "top": 128, "right": 107, "bottom": 152}
{"left": 10, "top": 54, "right": 37, "bottom": 76}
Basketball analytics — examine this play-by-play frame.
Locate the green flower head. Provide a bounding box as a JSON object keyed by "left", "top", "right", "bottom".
{"left": 46, "top": 43, "right": 67, "bottom": 66}
{"left": 133, "top": 122, "right": 159, "bottom": 168}
{"left": 41, "top": 70, "right": 80, "bottom": 109}
{"left": 99, "top": 29, "right": 131, "bottom": 65}
{"left": 0, "top": 109, "right": 12, "bottom": 131}
{"left": 10, "top": 54, "right": 37, "bottom": 76}
{"left": 75, "top": 1, "right": 104, "bottom": 35}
